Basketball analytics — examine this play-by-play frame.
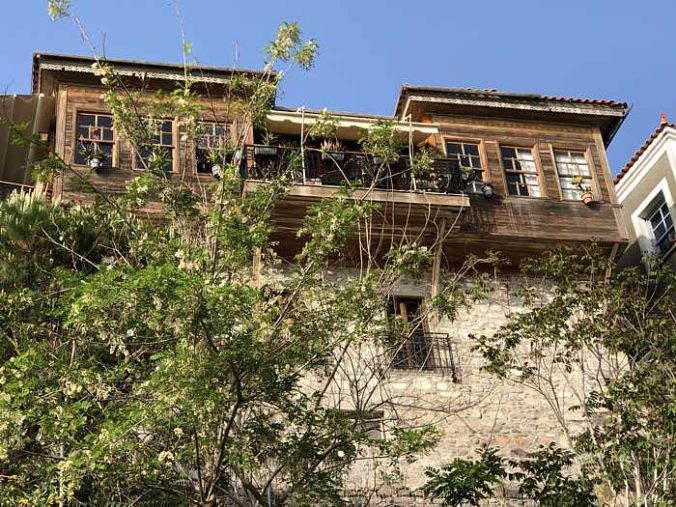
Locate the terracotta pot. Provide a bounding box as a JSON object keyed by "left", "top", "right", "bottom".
{"left": 581, "top": 191, "right": 594, "bottom": 205}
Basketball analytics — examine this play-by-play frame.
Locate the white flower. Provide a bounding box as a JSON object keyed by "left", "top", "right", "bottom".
{"left": 336, "top": 450, "right": 345, "bottom": 459}
{"left": 173, "top": 427, "right": 184, "bottom": 438}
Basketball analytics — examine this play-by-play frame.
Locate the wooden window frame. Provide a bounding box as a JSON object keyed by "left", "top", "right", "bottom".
{"left": 196, "top": 121, "right": 231, "bottom": 174}
{"left": 442, "top": 138, "right": 489, "bottom": 184}
{"left": 498, "top": 144, "right": 543, "bottom": 198}
{"left": 551, "top": 146, "right": 599, "bottom": 201}
{"left": 72, "top": 110, "right": 117, "bottom": 167}
{"left": 133, "top": 117, "right": 178, "bottom": 173}
{"left": 388, "top": 296, "right": 431, "bottom": 369}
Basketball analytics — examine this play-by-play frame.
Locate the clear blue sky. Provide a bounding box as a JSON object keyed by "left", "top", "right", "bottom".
{"left": 1, "top": 0, "right": 674, "bottom": 174}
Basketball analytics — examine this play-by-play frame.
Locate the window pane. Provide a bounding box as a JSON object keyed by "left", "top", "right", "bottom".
{"left": 464, "top": 144, "right": 479, "bottom": 156}
{"left": 517, "top": 148, "right": 534, "bottom": 161}
{"left": 500, "top": 147, "right": 516, "bottom": 159}
{"left": 78, "top": 114, "right": 95, "bottom": 126}
{"left": 446, "top": 143, "right": 462, "bottom": 155}
{"left": 554, "top": 151, "right": 570, "bottom": 162}
{"left": 506, "top": 173, "right": 524, "bottom": 196}
{"left": 98, "top": 116, "right": 112, "bottom": 128}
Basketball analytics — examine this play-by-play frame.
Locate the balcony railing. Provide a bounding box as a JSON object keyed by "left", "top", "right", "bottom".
{"left": 241, "top": 145, "right": 468, "bottom": 195}
{"left": 0, "top": 180, "right": 34, "bottom": 200}
{"left": 389, "top": 331, "right": 458, "bottom": 380}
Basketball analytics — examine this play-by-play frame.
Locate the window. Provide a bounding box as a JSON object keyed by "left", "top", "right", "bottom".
{"left": 446, "top": 141, "right": 484, "bottom": 185}
{"left": 554, "top": 149, "right": 592, "bottom": 200}
{"left": 136, "top": 119, "right": 174, "bottom": 172}
{"left": 387, "top": 297, "right": 430, "bottom": 369}
{"left": 500, "top": 146, "right": 541, "bottom": 197}
{"left": 74, "top": 113, "right": 114, "bottom": 165}
{"left": 196, "top": 121, "right": 230, "bottom": 173}
{"left": 645, "top": 195, "right": 674, "bottom": 254}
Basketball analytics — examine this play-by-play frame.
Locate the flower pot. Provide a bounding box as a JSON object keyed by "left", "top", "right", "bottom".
{"left": 89, "top": 156, "right": 104, "bottom": 169}
{"left": 211, "top": 164, "right": 223, "bottom": 179}
{"left": 581, "top": 191, "right": 594, "bottom": 205}
{"left": 254, "top": 145, "right": 278, "bottom": 156}
{"left": 322, "top": 151, "right": 345, "bottom": 162}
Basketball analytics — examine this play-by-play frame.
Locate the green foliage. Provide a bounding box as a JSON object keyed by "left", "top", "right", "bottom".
{"left": 409, "top": 147, "right": 434, "bottom": 177}
{"left": 359, "top": 120, "right": 405, "bottom": 164}
{"left": 509, "top": 444, "right": 598, "bottom": 506}
{"left": 473, "top": 246, "right": 676, "bottom": 506}
{"left": 265, "top": 21, "right": 319, "bottom": 70}
{"left": 48, "top": 0, "right": 70, "bottom": 20}
{"left": 423, "top": 447, "right": 506, "bottom": 506}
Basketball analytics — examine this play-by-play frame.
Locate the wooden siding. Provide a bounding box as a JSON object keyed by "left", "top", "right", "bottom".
{"left": 50, "top": 82, "right": 626, "bottom": 266}
{"left": 54, "top": 83, "right": 251, "bottom": 199}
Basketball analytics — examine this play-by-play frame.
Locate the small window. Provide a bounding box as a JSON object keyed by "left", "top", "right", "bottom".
{"left": 644, "top": 196, "right": 674, "bottom": 255}
{"left": 74, "top": 112, "right": 114, "bottom": 165}
{"left": 136, "top": 119, "right": 174, "bottom": 172}
{"left": 446, "top": 141, "right": 484, "bottom": 185}
{"left": 554, "top": 149, "right": 592, "bottom": 200}
{"left": 500, "top": 146, "right": 541, "bottom": 197}
{"left": 387, "top": 297, "right": 430, "bottom": 369}
{"left": 196, "top": 122, "right": 230, "bottom": 173}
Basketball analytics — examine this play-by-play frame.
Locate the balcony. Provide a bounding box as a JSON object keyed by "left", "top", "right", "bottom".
{"left": 0, "top": 180, "right": 34, "bottom": 200}
{"left": 389, "top": 331, "right": 459, "bottom": 381}
{"left": 240, "top": 145, "right": 471, "bottom": 208}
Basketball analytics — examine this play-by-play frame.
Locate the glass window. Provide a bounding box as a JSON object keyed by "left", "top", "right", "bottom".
{"left": 74, "top": 113, "right": 114, "bottom": 165}
{"left": 645, "top": 196, "right": 674, "bottom": 254}
{"left": 554, "top": 149, "right": 592, "bottom": 200}
{"left": 500, "top": 146, "right": 541, "bottom": 197}
{"left": 136, "top": 119, "right": 174, "bottom": 172}
{"left": 196, "top": 122, "right": 230, "bottom": 173}
{"left": 446, "top": 141, "right": 483, "bottom": 183}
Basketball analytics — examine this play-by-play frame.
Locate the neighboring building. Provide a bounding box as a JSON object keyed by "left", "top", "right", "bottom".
{"left": 9, "top": 53, "right": 631, "bottom": 503}
{"left": 615, "top": 113, "right": 676, "bottom": 270}
{"left": 0, "top": 93, "right": 53, "bottom": 197}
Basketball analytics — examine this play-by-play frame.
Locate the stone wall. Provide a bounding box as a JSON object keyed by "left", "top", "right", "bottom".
{"left": 328, "top": 270, "right": 589, "bottom": 505}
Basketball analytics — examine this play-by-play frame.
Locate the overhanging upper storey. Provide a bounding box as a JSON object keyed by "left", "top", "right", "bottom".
{"left": 32, "top": 52, "right": 271, "bottom": 95}
{"left": 394, "top": 85, "right": 629, "bottom": 147}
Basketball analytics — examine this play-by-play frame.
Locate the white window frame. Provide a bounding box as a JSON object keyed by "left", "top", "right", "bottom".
{"left": 631, "top": 179, "right": 676, "bottom": 258}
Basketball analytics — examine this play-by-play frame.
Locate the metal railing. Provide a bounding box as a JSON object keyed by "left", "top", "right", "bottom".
{"left": 241, "top": 145, "right": 467, "bottom": 195}
{"left": 389, "top": 331, "right": 458, "bottom": 380}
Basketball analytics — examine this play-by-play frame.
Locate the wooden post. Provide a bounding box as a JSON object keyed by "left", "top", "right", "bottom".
{"left": 430, "top": 218, "right": 446, "bottom": 326}
{"left": 252, "top": 247, "right": 262, "bottom": 288}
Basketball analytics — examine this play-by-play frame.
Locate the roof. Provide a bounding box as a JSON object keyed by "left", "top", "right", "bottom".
{"left": 614, "top": 116, "right": 676, "bottom": 185}
{"left": 32, "top": 52, "right": 269, "bottom": 93}
{"left": 395, "top": 85, "right": 629, "bottom": 146}
{"left": 394, "top": 84, "right": 628, "bottom": 114}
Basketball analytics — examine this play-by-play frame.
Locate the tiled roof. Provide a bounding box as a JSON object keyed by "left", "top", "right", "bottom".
{"left": 395, "top": 84, "right": 628, "bottom": 114}
{"left": 614, "top": 117, "right": 676, "bottom": 185}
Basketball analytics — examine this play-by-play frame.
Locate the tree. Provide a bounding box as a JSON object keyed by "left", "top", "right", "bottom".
{"left": 0, "top": 4, "right": 494, "bottom": 506}
{"left": 470, "top": 247, "right": 676, "bottom": 506}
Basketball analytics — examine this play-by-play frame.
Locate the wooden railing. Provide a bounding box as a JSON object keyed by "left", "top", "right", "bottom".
{"left": 241, "top": 145, "right": 467, "bottom": 195}
{"left": 390, "top": 331, "right": 458, "bottom": 381}
{"left": 0, "top": 180, "right": 34, "bottom": 200}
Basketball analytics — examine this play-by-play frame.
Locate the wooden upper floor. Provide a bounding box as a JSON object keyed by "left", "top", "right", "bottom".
{"left": 29, "top": 53, "right": 630, "bottom": 264}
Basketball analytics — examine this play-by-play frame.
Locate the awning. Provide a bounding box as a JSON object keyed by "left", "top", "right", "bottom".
{"left": 266, "top": 108, "right": 438, "bottom": 143}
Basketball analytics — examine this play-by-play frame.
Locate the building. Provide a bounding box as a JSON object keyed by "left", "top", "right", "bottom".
{"left": 615, "top": 113, "right": 676, "bottom": 270}
{"left": 7, "top": 52, "right": 630, "bottom": 503}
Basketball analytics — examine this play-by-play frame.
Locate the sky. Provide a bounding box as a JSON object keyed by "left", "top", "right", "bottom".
{"left": 1, "top": 0, "right": 674, "bottom": 174}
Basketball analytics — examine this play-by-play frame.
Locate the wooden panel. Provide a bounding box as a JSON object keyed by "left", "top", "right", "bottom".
{"left": 55, "top": 83, "right": 250, "bottom": 198}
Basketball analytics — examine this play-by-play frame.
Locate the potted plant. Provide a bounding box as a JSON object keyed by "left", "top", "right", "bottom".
{"left": 208, "top": 150, "right": 224, "bottom": 178}
{"left": 572, "top": 176, "right": 594, "bottom": 205}
{"left": 320, "top": 140, "right": 345, "bottom": 162}
{"left": 254, "top": 132, "right": 279, "bottom": 156}
{"left": 80, "top": 143, "right": 106, "bottom": 169}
